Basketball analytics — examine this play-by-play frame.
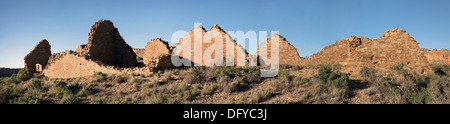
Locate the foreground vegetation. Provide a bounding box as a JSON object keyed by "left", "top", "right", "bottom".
{"left": 1, "top": 64, "right": 449, "bottom": 104}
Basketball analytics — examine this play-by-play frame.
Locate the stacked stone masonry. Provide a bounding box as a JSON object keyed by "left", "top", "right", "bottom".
{"left": 21, "top": 20, "right": 447, "bottom": 79}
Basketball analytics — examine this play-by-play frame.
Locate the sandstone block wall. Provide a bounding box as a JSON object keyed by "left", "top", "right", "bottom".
{"left": 343, "top": 28, "right": 432, "bottom": 77}
{"left": 43, "top": 51, "right": 152, "bottom": 78}
{"left": 421, "top": 49, "right": 450, "bottom": 65}
{"left": 24, "top": 39, "right": 52, "bottom": 73}
{"left": 143, "top": 38, "right": 171, "bottom": 65}
{"left": 257, "top": 32, "right": 303, "bottom": 65}
{"left": 76, "top": 20, "right": 138, "bottom": 67}
{"left": 133, "top": 48, "right": 145, "bottom": 58}
{"left": 174, "top": 24, "right": 249, "bottom": 66}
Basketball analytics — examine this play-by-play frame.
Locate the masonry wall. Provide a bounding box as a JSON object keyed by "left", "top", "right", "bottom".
{"left": 421, "top": 49, "right": 450, "bottom": 65}
{"left": 43, "top": 51, "right": 152, "bottom": 78}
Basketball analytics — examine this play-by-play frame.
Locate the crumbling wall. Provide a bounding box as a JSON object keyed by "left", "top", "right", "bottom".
{"left": 43, "top": 51, "right": 151, "bottom": 78}
{"left": 421, "top": 49, "right": 450, "bottom": 65}
{"left": 76, "top": 20, "right": 138, "bottom": 67}
{"left": 133, "top": 48, "right": 145, "bottom": 58}
{"left": 174, "top": 24, "right": 249, "bottom": 66}
{"left": 341, "top": 28, "right": 433, "bottom": 77}
{"left": 143, "top": 38, "right": 171, "bottom": 65}
{"left": 300, "top": 36, "right": 371, "bottom": 66}
{"left": 257, "top": 32, "right": 303, "bottom": 65}
{"left": 24, "top": 39, "right": 52, "bottom": 73}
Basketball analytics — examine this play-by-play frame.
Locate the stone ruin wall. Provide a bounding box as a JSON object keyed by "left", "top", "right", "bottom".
{"left": 133, "top": 48, "right": 145, "bottom": 59}
{"left": 421, "top": 49, "right": 450, "bottom": 65}
{"left": 257, "top": 32, "right": 303, "bottom": 65}
{"left": 174, "top": 24, "right": 249, "bottom": 66}
{"left": 143, "top": 38, "right": 171, "bottom": 66}
{"left": 76, "top": 20, "right": 138, "bottom": 68}
{"left": 299, "top": 36, "right": 371, "bottom": 66}
{"left": 43, "top": 51, "right": 152, "bottom": 78}
{"left": 23, "top": 20, "right": 446, "bottom": 79}
{"left": 24, "top": 39, "right": 52, "bottom": 73}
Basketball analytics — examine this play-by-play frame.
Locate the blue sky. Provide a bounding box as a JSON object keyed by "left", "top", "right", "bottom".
{"left": 0, "top": 0, "right": 449, "bottom": 68}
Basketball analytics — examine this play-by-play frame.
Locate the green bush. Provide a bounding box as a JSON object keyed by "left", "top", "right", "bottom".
{"left": 10, "top": 69, "right": 32, "bottom": 83}
{"left": 54, "top": 81, "right": 67, "bottom": 88}
{"left": 432, "top": 64, "right": 450, "bottom": 76}
{"left": 295, "top": 76, "right": 310, "bottom": 85}
{"left": 315, "top": 65, "right": 351, "bottom": 88}
{"left": 93, "top": 72, "right": 107, "bottom": 80}
{"left": 214, "top": 67, "right": 237, "bottom": 77}
{"left": 360, "top": 66, "right": 377, "bottom": 83}
{"left": 0, "top": 86, "right": 24, "bottom": 104}
{"left": 55, "top": 83, "right": 81, "bottom": 99}
{"left": 170, "top": 69, "right": 179, "bottom": 75}
{"left": 9, "top": 94, "right": 40, "bottom": 104}
{"left": 60, "top": 94, "right": 80, "bottom": 104}
{"left": 225, "top": 77, "right": 247, "bottom": 93}
{"left": 391, "top": 63, "right": 406, "bottom": 71}
{"left": 313, "top": 65, "right": 351, "bottom": 98}
{"left": 250, "top": 89, "right": 274, "bottom": 103}
{"left": 29, "top": 78, "right": 42, "bottom": 89}
{"left": 277, "top": 69, "right": 290, "bottom": 80}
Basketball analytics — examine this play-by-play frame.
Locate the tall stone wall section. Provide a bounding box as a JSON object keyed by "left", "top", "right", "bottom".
{"left": 257, "top": 32, "right": 303, "bottom": 65}
{"left": 143, "top": 38, "right": 171, "bottom": 65}
{"left": 174, "top": 24, "right": 249, "bottom": 66}
{"left": 24, "top": 39, "right": 52, "bottom": 73}
{"left": 76, "top": 20, "right": 138, "bottom": 67}
{"left": 421, "top": 49, "right": 450, "bottom": 65}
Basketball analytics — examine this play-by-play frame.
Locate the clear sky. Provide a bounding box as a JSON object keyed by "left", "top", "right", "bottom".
{"left": 0, "top": 0, "right": 449, "bottom": 68}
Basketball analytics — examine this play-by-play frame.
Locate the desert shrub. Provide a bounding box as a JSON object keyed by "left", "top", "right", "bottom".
{"left": 29, "top": 78, "right": 42, "bottom": 89}
{"left": 277, "top": 69, "right": 290, "bottom": 80}
{"left": 60, "top": 94, "right": 80, "bottom": 104}
{"left": 9, "top": 94, "right": 40, "bottom": 104}
{"left": 170, "top": 69, "right": 179, "bottom": 75}
{"left": 295, "top": 76, "right": 310, "bottom": 85}
{"left": 186, "top": 67, "right": 203, "bottom": 83}
{"left": 130, "top": 77, "right": 144, "bottom": 91}
{"left": 65, "top": 83, "right": 81, "bottom": 94}
{"left": 312, "top": 65, "right": 351, "bottom": 101}
{"left": 280, "top": 64, "right": 292, "bottom": 69}
{"left": 225, "top": 77, "right": 247, "bottom": 93}
{"left": 269, "top": 79, "right": 290, "bottom": 92}
{"left": 214, "top": 66, "right": 237, "bottom": 78}
{"left": 136, "top": 56, "right": 143, "bottom": 61}
{"left": 292, "top": 65, "right": 304, "bottom": 71}
{"left": 268, "top": 97, "right": 290, "bottom": 104}
{"left": 427, "top": 77, "right": 450, "bottom": 104}
{"left": 242, "top": 67, "right": 260, "bottom": 74}
{"left": 54, "top": 82, "right": 81, "bottom": 99}
{"left": 0, "top": 86, "right": 24, "bottom": 104}
{"left": 315, "top": 65, "right": 351, "bottom": 89}
{"left": 360, "top": 66, "right": 377, "bottom": 83}
{"left": 245, "top": 71, "right": 261, "bottom": 83}
{"left": 54, "top": 81, "right": 67, "bottom": 88}
{"left": 432, "top": 64, "right": 450, "bottom": 76}
{"left": 9, "top": 69, "right": 32, "bottom": 83}
{"left": 201, "top": 84, "right": 216, "bottom": 96}
{"left": 167, "top": 74, "right": 174, "bottom": 81}
{"left": 391, "top": 63, "right": 407, "bottom": 71}
{"left": 93, "top": 72, "right": 107, "bottom": 81}
{"left": 250, "top": 89, "right": 274, "bottom": 103}
{"left": 112, "top": 75, "right": 128, "bottom": 83}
